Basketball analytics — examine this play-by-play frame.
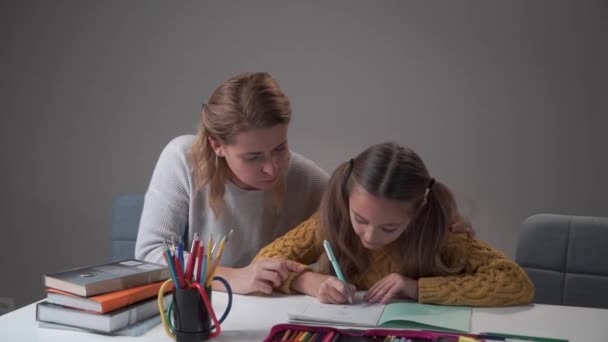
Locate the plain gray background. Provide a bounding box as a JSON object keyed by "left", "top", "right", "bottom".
{"left": 1, "top": 1, "right": 607, "bottom": 310}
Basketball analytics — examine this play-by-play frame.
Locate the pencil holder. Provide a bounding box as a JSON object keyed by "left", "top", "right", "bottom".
{"left": 171, "top": 276, "right": 232, "bottom": 341}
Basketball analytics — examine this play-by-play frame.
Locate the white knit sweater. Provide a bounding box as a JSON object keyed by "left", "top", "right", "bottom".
{"left": 135, "top": 135, "right": 328, "bottom": 268}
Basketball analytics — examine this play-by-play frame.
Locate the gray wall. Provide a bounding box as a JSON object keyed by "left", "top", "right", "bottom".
{"left": 1, "top": 1, "right": 606, "bottom": 310}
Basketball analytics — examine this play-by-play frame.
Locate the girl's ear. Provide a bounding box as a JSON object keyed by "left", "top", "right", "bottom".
{"left": 207, "top": 136, "right": 223, "bottom": 156}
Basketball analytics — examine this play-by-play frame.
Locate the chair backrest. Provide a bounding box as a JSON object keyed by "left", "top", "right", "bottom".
{"left": 110, "top": 193, "right": 145, "bottom": 262}
{"left": 515, "top": 214, "right": 608, "bottom": 308}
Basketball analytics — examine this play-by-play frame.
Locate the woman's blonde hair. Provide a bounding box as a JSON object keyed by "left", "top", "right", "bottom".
{"left": 318, "top": 142, "right": 465, "bottom": 280}
{"left": 188, "top": 72, "right": 291, "bottom": 216}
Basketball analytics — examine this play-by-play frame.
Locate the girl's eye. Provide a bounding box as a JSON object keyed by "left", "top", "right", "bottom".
{"left": 381, "top": 226, "right": 398, "bottom": 233}
{"left": 245, "top": 155, "right": 262, "bottom": 162}
{"left": 354, "top": 215, "right": 367, "bottom": 224}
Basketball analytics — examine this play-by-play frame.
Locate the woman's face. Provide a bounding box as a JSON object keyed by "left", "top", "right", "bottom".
{"left": 348, "top": 184, "right": 412, "bottom": 250}
{"left": 213, "top": 124, "right": 290, "bottom": 191}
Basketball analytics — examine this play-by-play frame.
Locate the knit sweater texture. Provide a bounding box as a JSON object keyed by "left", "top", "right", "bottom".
{"left": 256, "top": 215, "right": 535, "bottom": 307}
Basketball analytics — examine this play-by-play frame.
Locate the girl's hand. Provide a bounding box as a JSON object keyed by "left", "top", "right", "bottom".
{"left": 450, "top": 215, "right": 475, "bottom": 237}
{"left": 231, "top": 258, "right": 304, "bottom": 295}
{"left": 364, "top": 273, "right": 418, "bottom": 304}
{"left": 317, "top": 276, "right": 357, "bottom": 304}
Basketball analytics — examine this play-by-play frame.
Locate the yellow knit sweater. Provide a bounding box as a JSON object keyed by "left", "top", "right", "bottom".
{"left": 255, "top": 215, "right": 535, "bottom": 307}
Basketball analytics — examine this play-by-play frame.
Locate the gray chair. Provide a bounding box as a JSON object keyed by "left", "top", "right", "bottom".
{"left": 515, "top": 214, "right": 608, "bottom": 309}
{"left": 110, "top": 193, "right": 145, "bottom": 262}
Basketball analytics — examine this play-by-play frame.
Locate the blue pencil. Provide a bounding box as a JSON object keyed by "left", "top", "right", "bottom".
{"left": 177, "top": 239, "right": 185, "bottom": 271}
{"left": 163, "top": 242, "right": 180, "bottom": 288}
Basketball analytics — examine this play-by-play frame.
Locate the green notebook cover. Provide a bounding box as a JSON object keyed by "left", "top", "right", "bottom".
{"left": 379, "top": 303, "right": 471, "bottom": 332}
{"left": 287, "top": 299, "right": 471, "bottom": 332}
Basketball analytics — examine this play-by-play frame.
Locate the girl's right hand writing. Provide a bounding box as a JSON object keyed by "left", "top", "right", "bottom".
{"left": 230, "top": 258, "right": 305, "bottom": 295}
{"left": 317, "top": 276, "right": 357, "bottom": 304}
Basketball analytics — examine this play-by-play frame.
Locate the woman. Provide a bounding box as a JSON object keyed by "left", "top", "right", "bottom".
{"left": 135, "top": 72, "right": 328, "bottom": 294}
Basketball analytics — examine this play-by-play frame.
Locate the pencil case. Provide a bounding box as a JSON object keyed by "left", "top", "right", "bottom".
{"left": 263, "top": 323, "right": 493, "bottom": 342}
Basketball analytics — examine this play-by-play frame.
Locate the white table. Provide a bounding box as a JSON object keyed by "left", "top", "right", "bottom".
{"left": 1, "top": 292, "right": 607, "bottom": 342}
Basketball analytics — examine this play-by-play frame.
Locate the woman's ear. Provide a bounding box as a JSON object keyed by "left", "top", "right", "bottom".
{"left": 207, "top": 136, "right": 223, "bottom": 156}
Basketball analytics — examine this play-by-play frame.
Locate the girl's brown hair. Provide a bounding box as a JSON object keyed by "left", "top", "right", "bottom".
{"left": 188, "top": 72, "right": 291, "bottom": 216}
{"left": 318, "top": 142, "right": 464, "bottom": 279}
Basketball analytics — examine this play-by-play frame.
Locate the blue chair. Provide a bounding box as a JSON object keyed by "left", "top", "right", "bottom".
{"left": 515, "top": 214, "right": 608, "bottom": 308}
{"left": 110, "top": 193, "right": 145, "bottom": 262}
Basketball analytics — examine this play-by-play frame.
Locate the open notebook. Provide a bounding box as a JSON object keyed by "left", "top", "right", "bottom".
{"left": 287, "top": 296, "right": 471, "bottom": 332}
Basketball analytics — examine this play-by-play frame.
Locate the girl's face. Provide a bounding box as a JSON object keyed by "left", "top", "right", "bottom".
{"left": 348, "top": 184, "right": 412, "bottom": 250}
{"left": 211, "top": 124, "right": 290, "bottom": 190}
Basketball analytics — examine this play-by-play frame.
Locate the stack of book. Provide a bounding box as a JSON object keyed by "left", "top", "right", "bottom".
{"left": 36, "top": 259, "right": 172, "bottom": 336}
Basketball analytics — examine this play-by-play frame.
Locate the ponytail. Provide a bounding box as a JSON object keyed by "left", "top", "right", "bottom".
{"left": 399, "top": 179, "right": 463, "bottom": 278}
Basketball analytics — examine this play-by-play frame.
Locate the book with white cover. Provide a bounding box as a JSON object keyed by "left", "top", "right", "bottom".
{"left": 37, "top": 315, "right": 162, "bottom": 336}
{"left": 36, "top": 295, "right": 171, "bottom": 333}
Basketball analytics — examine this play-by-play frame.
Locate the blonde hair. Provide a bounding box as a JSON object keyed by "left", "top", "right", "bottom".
{"left": 188, "top": 72, "right": 291, "bottom": 216}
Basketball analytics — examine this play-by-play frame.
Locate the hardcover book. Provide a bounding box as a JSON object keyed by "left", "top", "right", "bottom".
{"left": 46, "top": 281, "right": 171, "bottom": 313}
{"left": 44, "top": 259, "right": 169, "bottom": 297}
{"left": 36, "top": 295, "right": 171, "bottom": 334}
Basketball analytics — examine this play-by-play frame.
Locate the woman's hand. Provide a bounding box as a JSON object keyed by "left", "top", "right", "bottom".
{"left": 316, "top": 275, "right": 357, "bottom": 304}
{"left": 227, "top": 258, "right": 305, "bottom": 295}
{"left": 450, "top": 215, "right": 475, "bottom": 237}
{"left": 364, "top": 273, "right": 418, "bottom": 304}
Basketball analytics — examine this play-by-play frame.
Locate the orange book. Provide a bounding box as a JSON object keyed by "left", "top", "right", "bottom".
{"left": 46, "top": 281, "right": 172, "bottom": 314}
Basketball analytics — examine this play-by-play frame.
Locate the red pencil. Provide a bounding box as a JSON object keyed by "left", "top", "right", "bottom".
{"left": 185, "top": 238, "right": 200, "bottom": 281}
{"left": 173, "top": 254, "right": 186, "bottom": 288}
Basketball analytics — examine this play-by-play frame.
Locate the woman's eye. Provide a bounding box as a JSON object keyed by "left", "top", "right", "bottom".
{"left": 273, "top": 146, "right": 287, "bottom": 154}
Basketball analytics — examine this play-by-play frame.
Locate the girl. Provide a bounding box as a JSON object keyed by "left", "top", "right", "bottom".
{"left": 135, "top": 72, "right": 328, "bottom": 294}
{"left": 256, "top": 142, "right": 535, "bottom": 306}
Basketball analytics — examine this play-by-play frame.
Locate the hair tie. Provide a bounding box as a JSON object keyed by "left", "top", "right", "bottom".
{"left": 423, "top": 178, "right": 435, "bottom": 204}
{"left": 342, "top": 159, "right": 355, "bottom": 197}
{"left": 345, "top": 159, "right": 354, "bottom": 179}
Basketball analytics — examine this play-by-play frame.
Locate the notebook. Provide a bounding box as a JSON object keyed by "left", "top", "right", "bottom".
{"left": 287, "top": 296, "right": 471, "bottom": 332}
